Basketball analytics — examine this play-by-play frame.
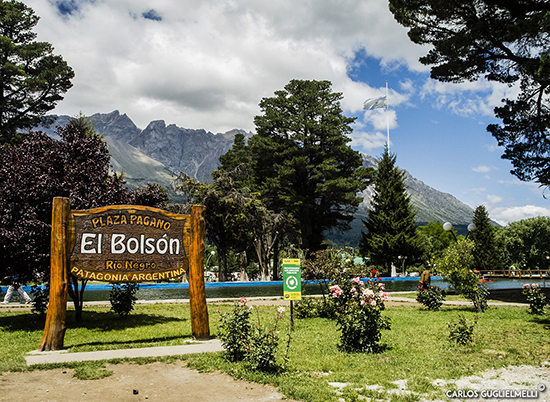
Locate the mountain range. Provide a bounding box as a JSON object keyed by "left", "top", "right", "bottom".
{"left": 39, "top": 110, "right": 477, "bottom": 245}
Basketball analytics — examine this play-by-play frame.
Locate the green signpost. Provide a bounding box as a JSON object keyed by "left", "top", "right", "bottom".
{"left": 283, "top": 258, "right": 301, "bottom": 328}
{"left": 283, "top": 258, "right": 302, "bottom": 300}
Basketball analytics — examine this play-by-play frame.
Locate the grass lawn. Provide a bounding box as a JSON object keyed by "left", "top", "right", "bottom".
{"left": 1, "top": 295, "right": 549, "bottom": 402}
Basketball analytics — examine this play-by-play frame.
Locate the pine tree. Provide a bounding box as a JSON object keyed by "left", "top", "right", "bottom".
{"left": 470, "top": 205, "right": 503, "bottom": 272}
{"left": 0, "top": 1, "right": 74, "bottom": 143}
{"left": 248, "top": 79, "right": 371, "bottom": 251}
{"left": 215, "top": 132, "right": 251, "bottom": 187}
{"left": 359, "top": 146, "right": 423, "bottom": 273}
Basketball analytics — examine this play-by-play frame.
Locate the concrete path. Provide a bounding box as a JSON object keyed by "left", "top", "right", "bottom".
{"left": 25, "top": 339, "right": 224, "bottom": 366}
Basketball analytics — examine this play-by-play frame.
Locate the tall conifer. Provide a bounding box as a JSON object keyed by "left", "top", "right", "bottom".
{"left": 359, "top": 146, "right": 423, "bottom": 273}
{"left": 470, "top": 205, "right": 503, "bottom": 272}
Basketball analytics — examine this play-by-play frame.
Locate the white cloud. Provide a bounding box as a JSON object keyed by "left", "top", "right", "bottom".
{"left": 489, "top": 205, "right": 550, "bottom": 225}
{"left": 472, "top": 165, "right": 492, "bottom": 173}
{"left": 25, "top": 0, "right": 427, "bottom": 132}
{"left": 421, "top": 78, "right": 519, "bottom": 119}
{"left": 350, "top": 130, "right": 387, "bottom": 151}
{"left": 486, "top": 194, "right": 503, "bottom": 204}
{"left": 485, "top": 143, "right": 502, "bottom": 153}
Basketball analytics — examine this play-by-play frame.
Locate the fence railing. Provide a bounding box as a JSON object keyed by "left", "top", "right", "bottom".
{"left": 480, "top": 270, "right": 548, "bottom": 279}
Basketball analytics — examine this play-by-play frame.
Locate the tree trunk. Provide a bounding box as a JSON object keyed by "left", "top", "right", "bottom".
{"left": 188, "top": 205, "right": 209, "bottom": 340}
{"left": 272, "top": 241, "right": 280, "bottom": 280}
{"left": 257, "top": 243, "right": 270, "bottom": 281}
{"left": 474, "top": 293, "right": 482, "bottom": 313}
{"left": 67, "top": 276, "right": 88, "bottom": 322}
{"left": 217, "top": 247, "right": 228, "bottom": 282}
{"left": 39, "top": 197, "right": 69, "bottom": 351}
{"left": 238, "top": 252, "right": 249, "bottom": 281}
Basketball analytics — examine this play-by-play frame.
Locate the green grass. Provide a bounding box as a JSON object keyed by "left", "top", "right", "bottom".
{"left": 1, "top": 299, "right": 549, "bottom": 402}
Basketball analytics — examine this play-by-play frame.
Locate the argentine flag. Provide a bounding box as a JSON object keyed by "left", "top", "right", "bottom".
{"left": 363, "top": 95, "right": 387, "bottom": 110}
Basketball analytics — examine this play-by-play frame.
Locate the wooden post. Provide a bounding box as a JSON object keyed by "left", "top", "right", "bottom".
{"left": 39, "top": 197, "right": 70, "bottom": 351}
{"left": 188, "top": 205, "right": 210, "bottom": 340}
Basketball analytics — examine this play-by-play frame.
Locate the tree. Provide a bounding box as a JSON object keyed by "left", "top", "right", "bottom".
{"left": 436, "top": 239, "right": 489, "bottom": 312}
{"left": 249, "top": 79, "right": 372, "bottom": 251}
{"left": 495, "top": 216, "right": 550, "bottom": 270}
{"left": 417, "top": 220, "right": 455, "bottom": 261}
{"left": 389, "top": 0, "right": 550, "bottom": 186}
{"left": 0, "top": 117, "right": 168, "bottom": 320}
{"left": 0, "top": 132, "right": 62, "bottom": 284}
{"left": 359, "top": 146, "right": 424, "bottom": 273}
{"left": 172, "top": 171, "right": 252, "bottom": 282}
{"left": 216, "top": 132, "right": 251, "bottom": 188}
{"left": 217, "top": 133, "right": 297, "bottom": 280}
{"left": 0, "top": 1, "right": 74, "bottom": 143}
{"left": 246, "top": 199, "right": 294, "bottom": 281}
{"left": 469, "top": 205, "right": 503, "bottom": 272}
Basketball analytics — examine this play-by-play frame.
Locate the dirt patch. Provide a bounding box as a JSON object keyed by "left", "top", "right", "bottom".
{"left": 0, "top": 361, "right": 297, "bottom": 402}
{"left": 2, "top": 361, "right": 550, "bottom": 402}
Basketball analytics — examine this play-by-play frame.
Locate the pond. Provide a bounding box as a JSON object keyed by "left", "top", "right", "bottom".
{"left": 31, "top": 276, "right": 547, "bottom": 302}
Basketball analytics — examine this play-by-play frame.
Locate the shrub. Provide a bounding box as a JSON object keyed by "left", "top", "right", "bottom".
{"left": 218, "top": 297, "right": 252, "bottom": 361}
{"left": 416, "top": 285, "right": 445, "bottom": 311}
{"left": 218, "top": 298, "right": 289, "bottom": 372}
{"left": 109, "top": 282, "right": 139, "bottom": 318}
{"left": 294, "top": 297, "right": 318, "bottom": 318}
{"left": 448, "top": 314, "right": 477, "bottom": 345}
{"left": 465, "top": 284, "right": 490, "bottom": 313}
{"left": 245, "top": 306, "right": 286, "bottom": 372}
{"left": 294, "top": 297, "right": 336, "bottom": 319}
{"left": 522, "top": 283, "right": 548, "bottom": 315}
{"left": 30, "top": 285, "right": 49, "bottom": 318}
{"left": 329, "top": 277, "right": 391, "bottom": 353}
{"left": 436, "top": 240, "right": 490, "bottom": 313}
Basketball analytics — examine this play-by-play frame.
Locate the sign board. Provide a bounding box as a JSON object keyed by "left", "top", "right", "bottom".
{"left": 70, "top": 205, "right": 191, "bottom": 282}
{"left": 283, "top": 258, "right": 301, "bottom": 300}
{"left": 40, "top": 199, "right": 209, "bottom": 352}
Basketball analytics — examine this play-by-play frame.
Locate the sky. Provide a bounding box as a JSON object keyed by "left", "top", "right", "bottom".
{"left": 25, "top": 0, "right": 550, "bottom": 226}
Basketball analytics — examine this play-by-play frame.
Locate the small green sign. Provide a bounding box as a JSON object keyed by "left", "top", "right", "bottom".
{"left": 283, "top": 258, "right": 301, "bottom": 300}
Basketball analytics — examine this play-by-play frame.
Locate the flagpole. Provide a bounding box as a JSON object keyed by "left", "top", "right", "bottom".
{"left": 386, "top": 81, "right": 390, "bottom": 152}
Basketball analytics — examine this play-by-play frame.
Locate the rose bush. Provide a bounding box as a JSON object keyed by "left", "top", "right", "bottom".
{"left": 218, "top": 298, "right": 289, "bottom": 372}
{"left": 218, "top": 297, "right": 253, "bottom": 361}
{"left": 329, "top": 277, "right": 391, "bottom": 353}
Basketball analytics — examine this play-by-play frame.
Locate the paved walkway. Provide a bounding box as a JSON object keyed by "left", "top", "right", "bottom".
{"left": 25, "top": 339, "right": 224, "bottom": 366}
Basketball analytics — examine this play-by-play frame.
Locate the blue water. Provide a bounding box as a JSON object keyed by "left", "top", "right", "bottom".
{"left": 10, "top": 276, "right": 546, "bottom": 302}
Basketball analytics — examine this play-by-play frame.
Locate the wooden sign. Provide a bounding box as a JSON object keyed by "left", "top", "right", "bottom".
{"left": 39, "top": 198, "right": 209, "bottom": 352}
{"left": 70, "top": 205, "right": 191, "bottom": 282}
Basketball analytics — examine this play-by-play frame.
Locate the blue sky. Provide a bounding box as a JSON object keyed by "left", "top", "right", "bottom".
{"left": 26, "top": 0, "right": 550, "bottom": 225}
{"left": 347, "top": 52, "right": 546, "bottom": 225}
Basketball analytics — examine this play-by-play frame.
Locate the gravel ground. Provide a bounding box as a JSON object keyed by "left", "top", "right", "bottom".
{"left": 433, "top": 363, "right": 550, "bottom": 402}
{"left": 331, "top": 363, "right": 550, "bottom": 402}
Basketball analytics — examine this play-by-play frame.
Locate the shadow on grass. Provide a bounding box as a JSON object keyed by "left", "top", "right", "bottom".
{"left": 439, "top": 305, "right": 481, "bottom": 313}
{"left": 0, "top": 312, "right": 46, "bottom": 331}
{"left": 488, "top": 287, "right": 550, "bottom": 304}
{"left": 66, "top": 311, "right": 184, "bottom": 331}
{"left": 0, "top": 311, "right": 184, "bottom": 333}
{"left": 526, "top": 316, "right": 550, "bottom": 330}
{"left": 66, "top": 334, "right": 194, "bottom": 349}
